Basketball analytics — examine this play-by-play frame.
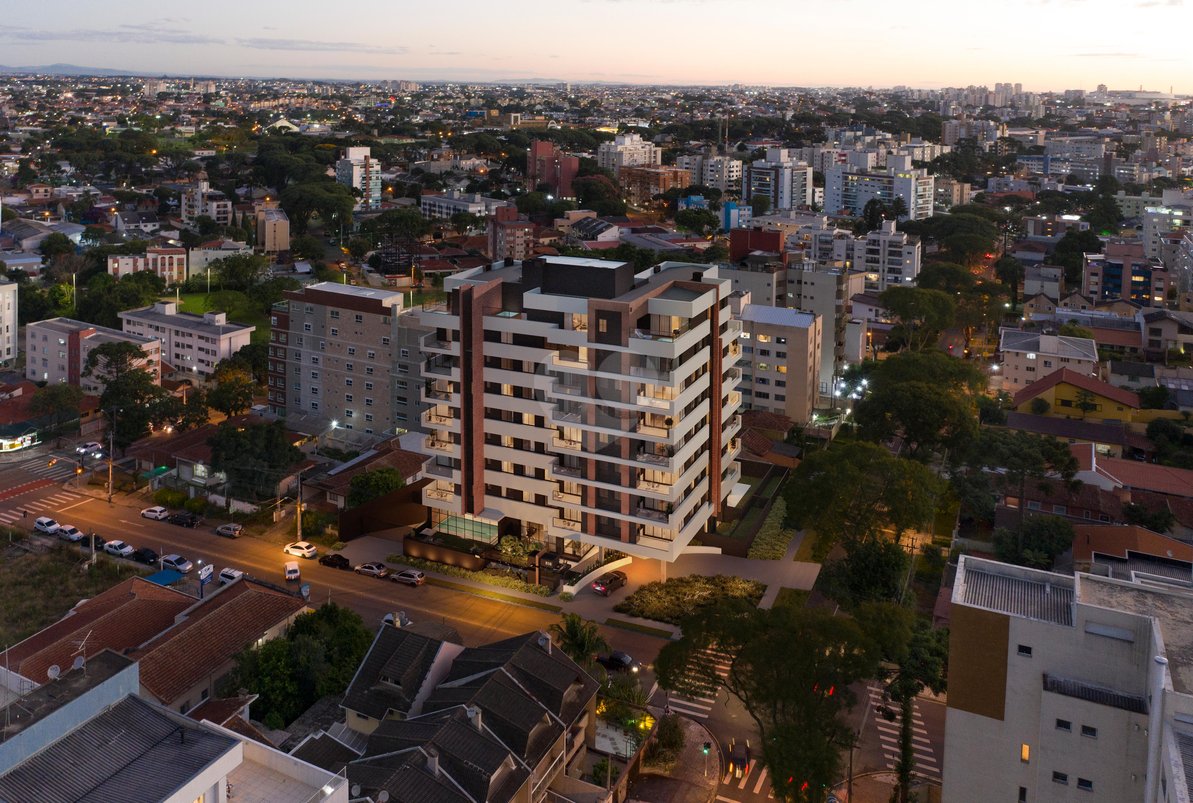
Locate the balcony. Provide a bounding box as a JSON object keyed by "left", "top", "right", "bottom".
{"left": 551, "top": 408, "right": 583, "bottom": 426}
{"left": 426, "top": 436, "right": 457, "bottom": 454}
{"left": 549, "top": 459, "right": 582, "bottom": 479}
{"left": 552, "top": 435, "right": 583, "bottom": 451}
{"left": 552, "top": 489, "right": 582, "bottom": 505}
{"left": 634, "top": 420, "right": 670, "bottom": 438}
{"left": 552, "top": 517, "right": 583, "bottom": 533}
{"left": 425, "top": 485, "right": 456, "bottom": 502}
{"left": 634, "top": 505, "right": 669, "bottom": 524}
{"left": 635, "top": 392, "right": 673, "bottom": 410}
{"left": 424, "top": 462, "right": 454, "bottom": 479}
{"left": 635, "top": 448, "right": 671, "bottom": 468}
{"left": 421, "top": 332, "right": 458, "bottom": 355}
{"left": 425, "top": 359, "right": 458, "bottom": 379}
{"left": 635, "top": 477, "right": 673, "bottom": 496}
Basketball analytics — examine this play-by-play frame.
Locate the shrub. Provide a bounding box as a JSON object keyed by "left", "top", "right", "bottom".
{"left": 387, "top": 554, "right": 552, "bottom": 596}
{"left": 590, "top": 757, "right": 620, "bottom": 786}
{"left": 614, "top": 575, "right": 765, "bottom": 625}
{"left": 183, "top": 496, "right": 208, "bottom": 515}
{"left": 656, "top": 713, "right": 685, "bottom": 752}
{"left": 747, "top": 498, "right": 796, "bottom": 560}
{"left": 153, "top": 488, "right": 187, "bottom": 509}
{"left": 558, "top": 591, "right": 575, "bottom": 602}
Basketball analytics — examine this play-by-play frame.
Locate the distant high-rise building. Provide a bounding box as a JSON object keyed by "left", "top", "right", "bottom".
{"left": 741, "top": 149, "right": 813, "bottom": 212}
{"left": 335, "top": 146, "right": 383, "bottom": 211}
{"left": 596, "top": 133, "right": 662, "bottom": 177}
{"left": 823, "top": 157, "right": 934, "bottom": 221}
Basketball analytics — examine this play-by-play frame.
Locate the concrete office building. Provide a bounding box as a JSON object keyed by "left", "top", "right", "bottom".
{"left": 120, "top": 301, "right": 254, "bottom": 379}
{"left": 267, "top": 283, "right": 406, "bottom": 434}
{"left": 734, "top": 303, "right": 822, "bottom": 425}
{"left": 256, "top": 207, "right": 290, "bottom": 254}
{"left": 420, "top": 190, "right": 511, "bottom": 220}
{"left": 26, "top": 318, "right": 161, "bottom": 395}
{"left": 943, "top": 554, "right": 1193, "bottom": 803}
{"left": 0, "top": 278, "right": 16, "bottom": 366}
{"left": 335, "top": 146, "right": 383, "bottom": 211}
{"left": 413, "top": 256, "right": 743, "bottom": 563}
{"left": 823, "top": 157, "right": 935, "bottom": 221}
{"left": 741, "top": 149, "right": 813, "bottom": 212}
{"left": 858, "top": 220, "right": 922, "bottom": 291}
{"left": 596, "top": 133, "right": 662, "bottom": 177}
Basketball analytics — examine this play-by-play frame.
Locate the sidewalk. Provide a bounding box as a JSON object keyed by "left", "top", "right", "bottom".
{"left": 627, "top": 713, "right": 721, "bottom": 803}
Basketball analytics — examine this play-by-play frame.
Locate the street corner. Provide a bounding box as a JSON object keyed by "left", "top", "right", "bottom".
{"left": 628, "top": 710, "right": 722, "bottom": 803}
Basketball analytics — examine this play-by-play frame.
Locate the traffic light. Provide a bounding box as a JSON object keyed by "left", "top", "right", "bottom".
{"left": 47, "top": 458, "right": 57, "bottom": 467}
{"left": 702, "top": 742, "right": 711, "bottom": 755}
{"left": 75, "top": 466, "right": 83, "bottom": 475}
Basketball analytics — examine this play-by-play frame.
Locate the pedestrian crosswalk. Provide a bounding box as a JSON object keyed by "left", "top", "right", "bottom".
{"left": 718, "top": 758, "right": 776, "bottom": 800}
{"left": 867, "top": 685, "right": 941, "bottom": 782}
{"left": 664, "top": 647, "right": 732, "bottom": 720}
{"left": 0, "top": 490, "right": 88, "bottom": 525}
{"left": 18, "top": 458, "right": 88, "bottom": 482}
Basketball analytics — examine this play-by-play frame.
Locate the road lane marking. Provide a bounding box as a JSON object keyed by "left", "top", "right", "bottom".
{"left": 753, "top": 767, "right": 768, "bottom": 795}
{"left": 715, "top": 796, "right": 740, "bottom": 803}
{"left": 57, "top": 499, "right": 91, "bottom": 513}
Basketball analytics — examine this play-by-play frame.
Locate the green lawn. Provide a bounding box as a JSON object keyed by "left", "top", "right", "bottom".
{"left": 773, "top": 588, "right": 809, "bottom": 609}
{"left": 167, "top": 292, "right": 271, "bottom": 344}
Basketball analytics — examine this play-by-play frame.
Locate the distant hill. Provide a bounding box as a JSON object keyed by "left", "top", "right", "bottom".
{"left": 0, "top": 63, "right": 152, "bottom": 77}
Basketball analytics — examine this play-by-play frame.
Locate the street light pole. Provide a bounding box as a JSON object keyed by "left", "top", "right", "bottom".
{"left": 106, "top": 408, "right": 118, "bottom": 504}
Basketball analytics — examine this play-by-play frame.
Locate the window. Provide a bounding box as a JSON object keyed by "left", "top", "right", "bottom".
{"left": 1077, "top": 779, "right": 1093, "bottom": 792}
{"left": 1020, "top": 744, "right": 1030, "bottom": 763}
{"left": 310, "top": 371, "right": 319, "bottom": 380}
{"left": 365, "top": 382, "right": 374, "bottom": 390}
{"left": 1018, "top": 788, "right": 1027, "bottom": 803}
{"left": 345, "top": 410, "right": 354, "bottom": 418}
{"left": 311, "top": 355, "right": 320, "bottom": 365}
{"left": 310, "top": 401, "right": 319, "bottom": 411}
{"left": 396, "top": 413, "right": 408, "bottom": 422}
{"left": 598, "top": 319, "right": 608, "bottom": 333}
{"left": 366, "top": 367, "right": 374, "bottom": 375}
{"left": 355, "top": 314, "right": 363, "bottom": 323}
{"left": 365, "top": 398, "right": 374, "bottom": 407}
{"left": 345, "top": 362, "right": 354, "bottom": 371}
{"left": 398, "top": 364, "right": 409, "bottom": 374}
{"left": 1081, "top": 725, "right": 1097, "bottom": 738}
{"left": 400, "top": 348, "right": 410, "bottom": 358}
{"left": 759, "top": 349, "right": 770, "bottom": 357}
{"left": 775, "top": 394, "right": 785, "bottom": 401}
{"left": 382, "top": 337, "right": 390, "bottom": 346}
{"left": 1056, "top": 719, "right": 1071, "bottom": 731}
{"left": 365, "top": 414, "right": 374, "bottom": 422}
{"left": 1017, "top": 644, "right": 1033, "bottom": 657}
{"left": 330, "top": 310, "right": 339, "bottom": 319}
{"left": 303, "top": 323, "right": 312, "bottom": 333}
{"left": 348, "top": 347, "right": 356, "bottom": 356}
{"left": 1052, "top": 772, "right": 1068, "bottom": 785}
{"left": 345, "top": 394, "right": 353, "bottom": 403}
{"left": 367, "top": 350, "right": 376, "bottom": 359}
{"left": 396, "top": 380, "right": 408, "bottom": 390}
{"left": 345, "top": 378, "right": 353, "bottom": 387}
{"left": 330, "top": 328, "right": 338, "bottom": 337}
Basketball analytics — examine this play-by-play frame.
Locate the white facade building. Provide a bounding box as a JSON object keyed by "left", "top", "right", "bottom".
{"left": 676, "top": 153, "right": 742, "bottom": 193}
{"left": 596, "top": 133, "right": 663, "bottom": 177}
{"left": 419, "top": 191, "right": 511, "bottom": 220}
{"left": 823, "top": 156, "right": 935, "bottom": 221}
{"left": 120, "top": 301, "right": 255, "bottom": 379}
{"left": 998, "top": 329, "right": 1099, "bottom": 390}
{"left": 0, "top": 278, "right": 16, "bottom": 366}
{"left": 335, "top": 146, "right": 383, "bottom": 211}
{"left": 857, "top": 220, "right": 922, "bottom": 291}
{"left": 179, "top": 179, "right": 232, "bottom": 227}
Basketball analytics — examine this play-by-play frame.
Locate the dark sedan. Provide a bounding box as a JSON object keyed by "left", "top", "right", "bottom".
{"left": 167, "top": 512, "right": 203, "bottom": 528}
{"left": 318, "top": 553, "right": 351, "bottom": 570}
{"left": 591, "top": 570, "right": 628, "bottom": 597}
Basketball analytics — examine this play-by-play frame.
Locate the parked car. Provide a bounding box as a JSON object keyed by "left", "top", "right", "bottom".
{"left": 140, "top": 506, "right": 169, "bottom": 520}
{"left": 319, "top": 553, "right": 351, "bottom": 570}
{"left": 33, "top": 516, "right": 59, "bottom": 534}
{"left": 591, "top": 570, "right": 628, "bottom": 597}
{"left": 284, "top": 541, "right": 318, "bottom": 559}
{"left": 131, "top": 547, "right": 159, "bottom": 565}
{"left": 283, "top": 561, "right": 301, "bottom": 582}
{"left": 219, "top": 567, "right": 244, "bottom": 585}
{"left": 81, "top": 532, "right": 106, "bottom": 550}
{"left": 75, "top": 441, "right": 103, "bottom": 456}
{"left": 167, "top": 512, "right": 203, "bottom": 528}
{"left": 214, "top": 523, "right": 243, "bottom": 538}
{"left": 727, "top": 739, "right": 751, "bottom": 779}
{"left": 390, "top": 569, "right": 426, "bottom": 587}
{"left": 56, "top": 525, "right": 84, "bottom": 543}
{"left": 596, "top": 651, "right": 640, "bottom": 674}
{"left": 161, "top": 554, "right": 194, "bottom": 573}
{"left": 104, "top": 540, "right": 134, "bottom": 558}
{"left": 354, "top": 562, "right": 390, "bottom": 578}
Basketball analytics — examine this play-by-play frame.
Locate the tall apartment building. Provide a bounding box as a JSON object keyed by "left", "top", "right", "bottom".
{"left": 26, "top": 318, "right": 160, "bottom": 395}
{"left": 1142, "top": 197, "right": 1193, "bottom": 261}
{"left": 179, "top": 179, "right": 232, "bottom": 227}
{"left": 412, "top": 256, "right": 743, "bottom": 562}
{"left": 1082, "top": 239, "right": 1173, "bottom": 307}
{"left": 0, "top": 278, "right": 16, "bottom": 366}
{"left": 596, "top": 133, "right": 662, "bottom": 177}
{"left": 734, "top": 303, "right": 821, "bottom": 425}
{"left": 823, "top": 156, "right": 935, "bottom": 221}
{"left": 998, "top": 329, "right": 1099, "bottom": 390}
{"left": 486, "top": 206, "right": 535, "bottom": 262}
{"left": 741, "top": 149, "right": 813, "bottom": 212}
{"left": 526, "top": 140, "right": 579, "bottom": 198}
{"left": 106, "top": 247, "right": 189, "bottom": 284}
{"left": 618, "top": 165, "right": 691, "bottom": 206}
{"left": 119, "top": 301, "right": 254, "bottom": 379}
{"left": 675, "top": 152, "right": 742, "bottom": 193}
{"left": 335, "top": 146, "right": 383, "bottom": 211}
{"left": 267, "top": 283, "right": 405, "bottom": 434}
{"left": 787, "top": 261, "right": 868, "bottom": 395}
{"left": 857, "top": 220, "right": 922, "bottom": 291}
{"left": 944, "top": 554, "right": 1193, "bottom": 803}
{"left": 940, "top": 118, "right": 1007, "bottom": 146}
{"left": 256, "top": 207, "right": 290, "bottom": 254}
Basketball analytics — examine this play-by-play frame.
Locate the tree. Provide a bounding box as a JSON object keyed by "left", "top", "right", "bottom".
{"left": 291, "top": 234, "right": 326, "bottom": 261}
{"left": 886, "top": 196, "right": 909, "bottom": 221}
{"left": 75, "top": 271, "right": 166, "bottom": 329}
{"left": 853, "top": 378, "right": 978, "bottom": 460}
{"left": 39, "top": 232, "right": 75, "bottom": 262}
{"left": 879, "top": 287, "right": 955, "bottom": 352}
{"left": 994, "top": 515, "right": 1075, "bottom": 568}
{"left": 208, "top": 421, "right": 303, "bottom": 500}
{"left": 943, "top": 233, "right": 993, "bottom": 267}
{"left": 346, "top": 467, "right": 406, "bottom": 508}
{"left": 1052, "top": 229, "right": 1103, "bottom": 288}
{"left": 915, "top": 262, "right": 974, "bottom": 294}
{"left": 176, "top": 387, "right": 209, "bottom": 432}
{"left": 656, "top": 600, "right": 881, "bottom": 803}
{"left": 674, "top": 208, "right": 719, "bottom": 235}
{"left": 783, "top": 441, "right": 944, "bottom": 558}
{"left": 85, "top": 342, "right": 177, "bottom": 449}
{"left": 549, "top": 613, "right": 608, "bottom": 669}
{"left": 1074, "top": 388, "right": 1099, "bottom": 419}
{"left": 346, "top": 236, "right": 372, "bottom": 261}
{"left": 279, "top": 180, "right": 356, "bottom": 234}
{"left": 28, "top": 383, "right": 84, "bottom": 436}
{"left": 574, "top": 175, "right": 626, "bottom": 216}
{"left": 1123, "top": 502, "right": 1176, "bottom": 534}
{"left": 362, "top": 207, "right": 432, "bottom": 242}
{"left": 211, "top": 253, "right": 270, "bottom": 290}
{"left": 994, "top": 255, "right": 1025, "bottom": 305}
{"left": 1138, "top": 385, "right": 1169, "bottom": 410}
{"left": 961, "top": 429, "right": 1079, "bottom": 538}
{"left": 229, "top": 342, "right": 270, "bottom": 385}
{"left": 816, "top": 538, "right": 909, "bottom": 609}
{"left": 1058, "top": 322, "right": 1094, "bottom": 340}
{"left": 207, "top": 367, "right": 255, "bottom": 418}
{"left": 750, "top": 193, "right": 771, "bottom": 218}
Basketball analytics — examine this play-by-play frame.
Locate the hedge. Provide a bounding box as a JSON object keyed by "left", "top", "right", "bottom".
{"left": 153, "top": 488, "right": 187, "bottom": 509}
{"left": 613, "top": 575, "right": 765, "bottom": 625}
{"left": 747, "top": 498, "right": 797, "bottom": 560}
{"left": 387, "top": 554, "right": 552, "bottom": 596}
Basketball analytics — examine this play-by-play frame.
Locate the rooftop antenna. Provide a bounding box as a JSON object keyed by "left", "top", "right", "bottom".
{"left": 71, "top": 630, "right": 92, "bottom": 674}
{"left": 46, "top": 665, "right": 60, "bottom": 681}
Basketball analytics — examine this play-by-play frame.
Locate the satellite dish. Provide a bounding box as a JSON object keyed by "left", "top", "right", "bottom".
{"left": 72, "top": 656, "right": 85, "bottom": 671}
{"left": 350, "top": 786, "right": 361, "bottom": 797}
{"left": 47, "top": 665, "right": 60, "bottom": 680}
{"left": 378, "top": 793, "right": 390, "bottom": 803}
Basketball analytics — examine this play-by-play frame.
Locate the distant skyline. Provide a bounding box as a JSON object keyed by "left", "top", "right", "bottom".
{"left": 3, "top": 0, "right": 1191, "bottom": 94}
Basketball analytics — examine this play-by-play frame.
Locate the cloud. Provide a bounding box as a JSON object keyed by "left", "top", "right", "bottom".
{"left": 1135, "top": 0, "right": 1181, "bottom": 6}
{"left": 0, "top": 25, "right": 220, "bottom": 45}
{"left": 1070, "top": 52, "right": 1140, "bottom": 58}
{"left": 235, "top": 37, "right": 408, "bottom": 54}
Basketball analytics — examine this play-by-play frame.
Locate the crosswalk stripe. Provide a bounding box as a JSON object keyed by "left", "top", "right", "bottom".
{"left": 737, "top": 762, "right": 753, "bottom": 790}
{"left": 753, "top": 767, "right": 768, "bottom": 795}
{"left": 715, "top": 797, "right": 740, "bottom": 803}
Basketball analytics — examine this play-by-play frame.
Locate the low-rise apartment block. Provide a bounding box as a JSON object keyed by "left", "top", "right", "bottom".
{"left": 618, "top": 165, "right": 691, "bottom": 206}
{"left": 26, "top": 317, "right": 160, "bottom": 394}
{"left": 256, "top": 206, "right": 290, "bottom": 254}
{"left": 1083, "top": 239, "right": 1173, "bottom": 307}
{"left": 106, "top": 247, "right": 189, "bottom": 284}
{"left": 180, "top": 179, "right": 232, "bottom": 227}
{"left": 119, "top": 301, "right": 254, "bottom": 379}
{"left": 420, "top": 190, "right": 511, "bottom": 220}
{"left": 596, "top": 132, "right": 663, "bottom": 176}
{"left": 413, "top": 256, "right": 743, "bottom": 563}
{"left": 998, "top": 329, "right": 1099, "bottom": 390}
{"left": 267, "top": 283, "right": 406, "bottom": 434}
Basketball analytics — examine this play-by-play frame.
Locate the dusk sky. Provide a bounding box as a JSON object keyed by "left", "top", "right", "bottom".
{"left": 2, "top": 0, "right": 1190, "bottom": 92}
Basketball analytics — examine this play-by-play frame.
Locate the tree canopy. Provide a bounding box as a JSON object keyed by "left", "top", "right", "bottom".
{"left": 208, "top": 421, "right": 303, "bottom": 500}
{"left": 346, "top": 467, "right": 406, "bottom": 508}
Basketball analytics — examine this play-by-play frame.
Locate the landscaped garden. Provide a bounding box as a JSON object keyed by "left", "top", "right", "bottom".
{"left": 613, "top": 574, "right": 765, "bottom": 625}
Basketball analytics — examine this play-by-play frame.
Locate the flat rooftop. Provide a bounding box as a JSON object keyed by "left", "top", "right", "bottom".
{"left": 121, "top": 307, "right": 255, "bottom": 335}
{"left": 0, "top": 651, "right": 132, "bottom": 742}
{"left": 955, "top": 556, "right": 1075, "bottom": 626}
{"left": 302, "top": 281, "right": 404, "bottom": 303}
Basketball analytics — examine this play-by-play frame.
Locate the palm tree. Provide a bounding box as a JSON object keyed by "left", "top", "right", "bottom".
{"left": 549, "top": 613, "right": 609, "bottom": 668}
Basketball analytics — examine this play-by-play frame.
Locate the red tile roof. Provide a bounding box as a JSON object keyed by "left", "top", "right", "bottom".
{"left": 0, "top": 577, "right": 193, "bottom": 682}
{"left": 1012, "top": 367, "right": 1141, "bottom": 410}
{"left": 1072, "top": 524, "right": 1193, "bottom": 565}
{"left": 187, "top": 695, "right": 256, "bottom": 726}
{"left": 131, "top": 579, "right": 308, "bottom": 705}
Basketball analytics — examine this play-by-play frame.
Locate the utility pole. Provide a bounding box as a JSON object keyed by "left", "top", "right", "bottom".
{"left": 106, "top": 408, "right": 118, "bottom": 504}
{"left": 295, "top": 468, "right": 304, "bottom": 540}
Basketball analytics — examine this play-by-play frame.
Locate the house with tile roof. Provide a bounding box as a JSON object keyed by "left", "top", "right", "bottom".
{"left": 998, "top": 328, "right": 1099, "bottom": 391}
{"left": 1011, "top": 367, "right": 1142, "bottom": 423}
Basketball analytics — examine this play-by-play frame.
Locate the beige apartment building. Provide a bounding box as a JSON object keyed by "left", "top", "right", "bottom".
{"left": 733, "top": 302, "right": 822, "bottom": 425}
{"left": 413, "top": 256, "right": 743, "bottom": 563}
{"left": 26, "top": 317, "right": 160, "bottom": 395}
{"left": 998, "top": 329, "right": 1099, "bottom": 390}
{"left": 119, "top": 301, "right": 254, "bottom": 379}
{"left": 106, "top": 247, "right": 189, "bottom": 284}
{"left": 944, "top": 554, "right": 1193, "bottom": 803}
{"left": 256, "top": 206, "right": 291, "bottom": 254}
{"left": 267, "top": 283, "right": 405, "bottom": 435}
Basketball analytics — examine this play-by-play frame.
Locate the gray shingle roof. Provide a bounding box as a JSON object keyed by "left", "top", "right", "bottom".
{"left": 341, "top": 626, "right": 448, "bottom": 721}
{"left": 0, "top": 695, "right": 236, "bottom": 803}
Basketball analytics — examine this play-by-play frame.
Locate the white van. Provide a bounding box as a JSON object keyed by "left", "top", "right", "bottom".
{"left": 284, "top": 561, "right": 301, "bottom": 582}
